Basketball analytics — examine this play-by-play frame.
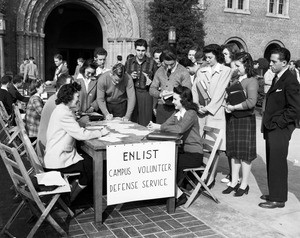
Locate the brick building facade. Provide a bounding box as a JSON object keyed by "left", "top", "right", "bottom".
{"left": 0, "top": 0, "right": 299, "bottom": 79}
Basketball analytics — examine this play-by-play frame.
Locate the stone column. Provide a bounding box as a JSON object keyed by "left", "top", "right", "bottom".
{"left": 39, "top": 33, "right": 45, "bottom": 80}
{"left": 0, "top": 13, "right": 6, "bottom": 77}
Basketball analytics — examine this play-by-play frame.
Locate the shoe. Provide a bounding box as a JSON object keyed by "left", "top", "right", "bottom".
{"left": 227, "top": 178, "right": 240, "bottom": 187}
{"left": 260, "top": 195, "right": 270, "bottom": 201}
{"left": 222, "top": 184, "right": 240, "bottom": 194}
{"left": 176, "top": 194, "right": 187, "bottom": 207}
{"left": 258, "top": 201, "right": 285, "bottom": 209}
{"left": 234, "top": 185, "right": 249, "bottom": 197}
{"left": 221, "top": 174, "right": 231, "bottom": 183}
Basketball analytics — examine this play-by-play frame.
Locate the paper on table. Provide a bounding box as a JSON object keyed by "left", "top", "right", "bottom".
{"left": 35, "top": 171, "right": 67, "bottom": 186}
{"left": 118, "top": 129, "right": 150, "bottom": 136}
{"left": 85, "top": 125, "right": 105, "bottom": 130}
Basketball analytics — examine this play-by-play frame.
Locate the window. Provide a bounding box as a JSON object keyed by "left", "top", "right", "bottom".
{"left": 266, "top": 0, "right": 289, "bottom": 18}
{"left": 269, "top": 0, "right": 275, "bottom": 13}
{"left": 224, "top": 0, "right": 250, "bottom": 15}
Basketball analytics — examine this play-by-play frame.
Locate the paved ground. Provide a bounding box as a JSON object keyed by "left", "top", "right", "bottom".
{"left": 1, "top": 113, "right": 299, "bottom": 238}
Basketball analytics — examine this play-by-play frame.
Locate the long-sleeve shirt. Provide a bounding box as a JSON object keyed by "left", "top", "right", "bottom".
{"left": 0, "top": 88, "right": 13, "bottom": 116}
{"left": 150, "top": 63, "right": 192, "bottom": 103}
{"left": 161, "top": 109, "right": 203, "bottom": 154}
{"left": 96, "top": 71, "right": 136, "bottom": 119}
{"left": 125, "top": 56, "right": 157, "bottom": 90}
{"left": 25, "top": 95, "right": 44, "bottom": 138}
{"left": 8, "top": 83, "right": 29, "bottom": 104}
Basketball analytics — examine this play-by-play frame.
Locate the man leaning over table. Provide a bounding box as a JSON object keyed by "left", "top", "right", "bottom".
{"left": 97, "top": 63, "right": 136, "bottom": 121}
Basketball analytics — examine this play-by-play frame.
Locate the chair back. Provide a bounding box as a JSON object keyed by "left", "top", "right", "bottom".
{"left": 0, "top": 100, "right": 10, "bottom": 122}
{"left": 13, "top": 104, "right": 44, "bottom": 173}
{"left": 0, "top": 142, "right": 41, "bottom": 203}
{"left": 201, "top": 126, "right": 222, "bottom": 183}
{"left": 0, "top": 116, "right": 11, "bottom": 145}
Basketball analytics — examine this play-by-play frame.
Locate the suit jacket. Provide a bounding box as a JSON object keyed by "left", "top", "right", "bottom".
{"left": 76, "top": 74, "right": 99, "bottom": 112}
{"left": 44, "top": 103, "right": 101, "bottom": 169}
{"left": 192, "top": 63, "right": 231, "bottom": 150}
{"left": 0, "top": 88, "right": 13, "bottom": 115}
{"left": 8, "top": 83, "right": 29, "bottom": 104}
{"left": 263, "top": 69, "right": 300, "bottom": 131}
{"left": 53, "top": 64, "right": 69, "bottom": 82}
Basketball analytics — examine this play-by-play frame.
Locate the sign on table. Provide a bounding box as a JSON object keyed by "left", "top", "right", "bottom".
{"left": 106, "top": 141, "right": 176, "bottom": 205}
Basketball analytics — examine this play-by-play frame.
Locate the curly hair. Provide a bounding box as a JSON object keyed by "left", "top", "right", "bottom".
{"left": 173, "top": 85, "right": 199, "bottom": 112}
{"left": 203, "top": 44, "right": 224, "bottom": 64}
{"left": 55, "top": 82, "right": 81, "bottom": 105}
{"left": 235, "top": 52, "right": 256, "bottom": 78}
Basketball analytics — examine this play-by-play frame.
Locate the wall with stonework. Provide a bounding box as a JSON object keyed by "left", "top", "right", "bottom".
{"left": 203, "top": 0, "right": 300, "bottom": 60}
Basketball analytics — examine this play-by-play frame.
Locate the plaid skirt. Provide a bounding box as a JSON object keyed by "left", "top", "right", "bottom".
{"left": 226, "top": 114, "right": 256, "bottom": 162}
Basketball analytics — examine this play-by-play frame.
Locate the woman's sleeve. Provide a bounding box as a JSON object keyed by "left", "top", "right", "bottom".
{"left": 241, "top": 78, "right": 259, "bottom": 109}
{"left": 33, "top": 97, "right": 44, "bottom": 116}
{"left": 161, "top": 110, "right": 196, "bottom": 134}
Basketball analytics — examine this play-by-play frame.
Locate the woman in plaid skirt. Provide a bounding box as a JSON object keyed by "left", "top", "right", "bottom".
{"left": 222, "top": 52, "right": 259, "bottom": 197}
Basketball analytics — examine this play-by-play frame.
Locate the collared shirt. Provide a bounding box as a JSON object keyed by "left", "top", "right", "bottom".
{"left": 96, "top": 67, "right": 110, "bottom": 77}
{"left": 125, "top": 55, "right": 157, "bottom": 89}
{"left": 277, "top": 67, "right": 289, "bottom": 80}
{"left": 174, "top": 108, "right": 186, "bottom": 120}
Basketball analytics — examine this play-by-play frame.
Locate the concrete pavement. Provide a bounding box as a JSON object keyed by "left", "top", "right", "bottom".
{"left": 184, "top": 115, "right": 300, "bottom": 238}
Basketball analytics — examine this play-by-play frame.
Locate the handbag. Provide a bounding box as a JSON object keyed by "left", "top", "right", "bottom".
{"left": 146, "top": 131, "right": 182, "bottom": 141}
{"left": 226, "top": 81, "right": 253, "bottom": 118}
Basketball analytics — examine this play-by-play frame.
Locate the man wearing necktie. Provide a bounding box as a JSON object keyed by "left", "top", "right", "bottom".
{"left": 260, "top": 47, "right": 300, "bottom": 209}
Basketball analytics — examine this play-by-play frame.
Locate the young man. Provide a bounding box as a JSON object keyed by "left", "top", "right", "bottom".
{"left": 52, "top": 54, "right": 69, "bottom": 85}
{"left": 23, "top": 56, "right": 38, "bottom": 91}
{"left": 150, "top": 50, "right": 191, "bottom": 123}
{"left": 19, "top": 58, "right": 29, "bottom": 76}
{"left": 8, "top": 75, "right": 29, "bottom": 104}
{"left": 259, "top": 47, "right": 300, "bottom": 209}
{"left": 125, "top": 39, "right": 157, "bottom": 126}
{"left": 97, "top": 63, "right": 136, "bottom": 121}
{"left": 74, "top": 58, "right": 85, "bottom": 80}
{"left": 94, "top": 47, "right": 110, "bottom": 77}
{"left": 0, "top": 75, "right": 14, "bottom": 116}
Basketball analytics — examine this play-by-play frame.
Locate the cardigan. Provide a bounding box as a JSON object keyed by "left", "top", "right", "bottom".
{"left": 161, "top": 110, "right": 203, "bottom": 154}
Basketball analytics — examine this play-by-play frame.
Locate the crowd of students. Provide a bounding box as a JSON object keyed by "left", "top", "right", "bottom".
{"left": 1, "top": 38, "right": 299, "bottom": 208}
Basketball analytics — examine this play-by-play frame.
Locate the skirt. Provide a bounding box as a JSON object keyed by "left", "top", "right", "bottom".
{"left": 226, "top": 114, "right": 256, "bottom": 162}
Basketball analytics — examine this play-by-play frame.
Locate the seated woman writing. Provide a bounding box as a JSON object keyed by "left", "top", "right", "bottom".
{"left": 43, "top": 82, "right": 109, "bottom": 203}
{"left": 147, "top": 85, "right": 203, "bottom": 207}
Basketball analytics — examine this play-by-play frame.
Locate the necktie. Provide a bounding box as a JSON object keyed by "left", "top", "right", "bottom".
{"left": 167, "top": 69, "right": 171, "bottom": 78}
{"left": 273, "top": 74, "right": 278, "bottom": 84}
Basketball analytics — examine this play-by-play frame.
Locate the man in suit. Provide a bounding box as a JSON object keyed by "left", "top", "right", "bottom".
{"left": 0, "top": 75, "right": 13, "bottom": 116}
{"left": 51, "top": 54, "right": 69, "bottom": 86}
{"left": 259, "top": 47, "right": 300, "bottom": 209}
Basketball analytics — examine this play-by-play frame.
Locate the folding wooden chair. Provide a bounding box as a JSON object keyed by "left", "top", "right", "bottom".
{"left": 0, "top": 142, "right": 74, "bottom": 238}
{"left": 178, "top": 126, "right": 223, "bottom": 208}
{"left": 0, "top": 100, "right": 10, "bottom": 123}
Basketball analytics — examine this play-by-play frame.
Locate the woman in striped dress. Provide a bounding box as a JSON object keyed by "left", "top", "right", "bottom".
{"left": 222, "top": 52, "right": 259, "bottom": 197}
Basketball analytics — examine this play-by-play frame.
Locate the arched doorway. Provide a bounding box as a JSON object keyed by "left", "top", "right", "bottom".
{"left": 16, "top": 0, "right": 140, "bottom": 80}
{"left": 44, "top": 3, "right": 102, "bottom": 80}
{"left": 264, "top": 41, "right": 284, "bottom": 61}
{"left": 224, "top": 37, "right": 248, "bottom": 52}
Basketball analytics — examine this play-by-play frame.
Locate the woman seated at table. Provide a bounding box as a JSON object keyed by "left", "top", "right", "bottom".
{"left": 25, "top": 80, "right": 45, "bottom": 142}
{"left": 147, "top": 85, "right": 203, "bottom": 207}
{"left": 43, "top": 82, "right": 109, "bottom": 203}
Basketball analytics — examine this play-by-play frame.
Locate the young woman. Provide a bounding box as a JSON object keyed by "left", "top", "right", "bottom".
{"left": 25, "top": 80, "right": 45, "bottom": 142}
{"left": 44, "top": 82, "right": 109, "bottom": 203}
{"left": 148, "top": 85, "right": 203, "bottom": 207}
{"left": 223, "top": 52, "right": 258, "bottom": 196}
{"left": 220, "top": 43, "right": 241, "bottom": 184}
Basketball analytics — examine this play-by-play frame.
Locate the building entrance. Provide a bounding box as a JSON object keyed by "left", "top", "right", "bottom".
{"left": 44, "top": 3, "right": 102, "bottom": 80}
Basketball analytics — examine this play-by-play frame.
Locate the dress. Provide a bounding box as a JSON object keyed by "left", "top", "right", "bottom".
{"left": 226, "top": 76, "right": 258, "bottom": 162}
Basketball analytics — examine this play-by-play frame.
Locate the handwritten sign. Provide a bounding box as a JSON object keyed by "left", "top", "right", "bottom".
{"left": 106, "top": 141, "right": 176, "bottom": 205}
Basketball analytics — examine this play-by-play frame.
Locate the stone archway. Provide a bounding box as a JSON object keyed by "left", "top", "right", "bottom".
{"left": 16, "top": 0, "right": 140, "bottom": 80}
{"left": 224, "top": 37, "right": 248, "bottom": 52}
{"left": 263, "top": 40, "right": 285, "bottom": 61}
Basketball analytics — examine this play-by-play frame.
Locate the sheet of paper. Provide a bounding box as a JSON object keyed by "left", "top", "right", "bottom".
{"left": 35, "top": 171, "right": 67, "bottom": 186}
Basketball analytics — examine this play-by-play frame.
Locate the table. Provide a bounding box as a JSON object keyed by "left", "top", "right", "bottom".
{"left": 79, "top": 120, "right": 177, "bottom": 224}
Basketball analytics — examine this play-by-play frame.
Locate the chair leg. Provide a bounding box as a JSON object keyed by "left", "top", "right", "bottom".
{"left": 1, "top": 200, "right": 25, "bottom": 237}
{"left": 27, "top": 194, "right": 67, "bottom": 238}
{"left": 57, "top": 198, "right": 74, "bottom": 217}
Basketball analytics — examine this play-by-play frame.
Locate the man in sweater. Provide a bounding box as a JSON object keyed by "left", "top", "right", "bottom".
{"left": 97, "top": 63, "right": 136, "bottom": 121}
{"left": 150, "top": 50, "right": 192, "bottom": 123}
{"left": 0, "top": 75, "right": 14, "bottom": 116}
{"left": 125, "top": 39, "right": 157, "bottom": 126}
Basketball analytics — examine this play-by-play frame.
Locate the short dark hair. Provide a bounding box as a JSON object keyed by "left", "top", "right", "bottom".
{"left": 94, "top": 47, "right": 107, "bottom": 57}
{"left": 173, "top": 85, "right": 198, "bottom": 112}
{"left": 0, "top": 75, "right": 12, "bottom": 85}
{"left": 235, "top": 52, "right": 256, "bottom": 78}
{"left": 29, "top": 79, "right": 43, "bottom": 95}
{"left": 161, "top": 50, "right": 177, "bottom": 61}
{"left": 12, "top": 75, "right": 23, "bottom": 84}
{"left": 178, "top": 57, "right": 194, "bottom": 68}
{"left": 134, "top": 39, "right": 148, "bottom": 49}
{"left": 77, "top": 58, "right": 84, "bottom": 63}
{"left": 79, "top": 59, "right": 98, "bottom": 75}
{"left": 55, "top": 82, "right": 81, "bottom": 105}
{"left": 117, "top": 55, "right": 123, "bottom": 61}
{"left": 195, "top": 50, "right": 204, "bottom": 62}
{"left": 153, "top": 48, "right": 163, "bottom": 56}
{"left": 54, "top": 54, "right": 63, "bottom": 60}
{"left": 126, "top": 54, "right": 135, "bottom": 61}
{"left": 29, "top": 56, "right": 34, "bottom": 60}
{"left": 271, "top": 47, "right": 291, "bottom": 63}
{"left": 203, "top": 44, "right": 224, "bottom": 64}
{"left": 23, "top": 57, "right": 29, "bottom": 61}
{"left": 56, "top": 74, "right": 73, "bottom": 90}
